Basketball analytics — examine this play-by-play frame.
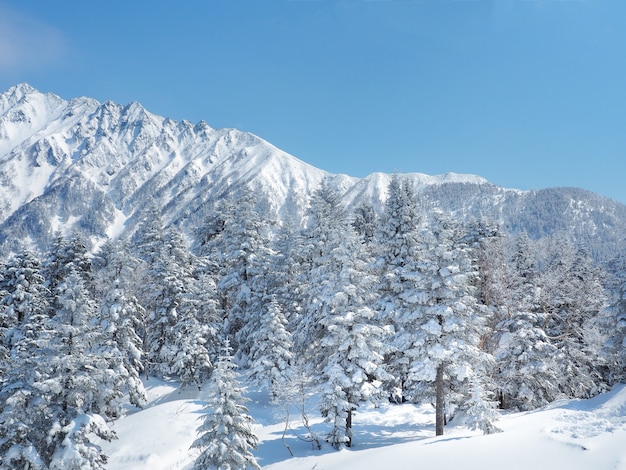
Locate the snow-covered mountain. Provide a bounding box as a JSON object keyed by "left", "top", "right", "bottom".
{"left": 0, "top": 83, "right": 332, "bottom": 253}
{"left": 1, "top": 83, "right": 625, "bottom": 259}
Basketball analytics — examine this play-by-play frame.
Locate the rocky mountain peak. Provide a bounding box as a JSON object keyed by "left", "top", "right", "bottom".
{"left": 0, "top": 84, "right": 624, "bottom": 262}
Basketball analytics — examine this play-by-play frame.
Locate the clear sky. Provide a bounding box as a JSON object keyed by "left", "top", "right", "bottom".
{"left": 1, "top": 0, "right": 625, "bottom": 204}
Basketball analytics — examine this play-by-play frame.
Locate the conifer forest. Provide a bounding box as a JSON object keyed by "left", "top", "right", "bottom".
{"left": 1, "top": 174, "right": 625, "bottom": 469}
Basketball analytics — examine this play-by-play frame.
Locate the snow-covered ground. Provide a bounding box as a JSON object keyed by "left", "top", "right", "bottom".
{"left": 101, "top": 380, "right": 626, "bottom": 469}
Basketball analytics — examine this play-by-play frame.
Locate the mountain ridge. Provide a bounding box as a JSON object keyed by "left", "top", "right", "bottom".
{"left": 0, "top": 84, "right": 624, "bottom": 261}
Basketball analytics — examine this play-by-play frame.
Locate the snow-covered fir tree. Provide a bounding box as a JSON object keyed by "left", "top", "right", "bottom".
{"left": 0, "top": 262, "right": 117, "bottom": 469}
{"left": 191, "top": 340, "right": 260, "bottom": 470}
{"left": 45, "top": 268, "right": 119, "bottom": 462}
{"left": 267, "top": 221, "right": 307, "bottom": 352}
{"left": 159, "top": 227, "right": 213, "bottom": 386}
{"left": 43, "top": 233, "right": 94, "bottom": 301}
{"left": 0, "top": 250, "right": 50, "bottom": 366}
{"left": 299, "top": 179, "right": 391, "bottom": 447}
{"left": 132, "top": 204, "right": 166, "bottom": 267}
{"left": 98, "top": 279, "right": 148, "bottom": 409}
{"left": 0, "top": 250, "right": 49, "bottom": 326}
{"left": 374, "top": 174, "right": 424, "bottom": 401}
{"left": 493, "top": 311, "right": 562, "bottom": 410}
{"left": 93, "top": 239, "right": 144, "bottom": 299}
{"left": 352, "top": 200, "right": 377, "bottom": 245}
{"left": 140, "top": 226, "right": 195, "bottom": 378}
{"left": 94, "top": 240, "right": 147, "bottom": 408}
{"left": 540, "top": 241, "right": 609, "bottom": 399}
{"left": 45, "top": 239, "right": 124, "bottom": 417}
{"left": 190, "top": 262, "right": 225, "bottom": 371}
{"left": 169, "top": 277, "right": 214, "bottom": 388}
{"left": 605, "top": 252, "right": 626, "bottom": 383}
{"left": 247, "top": 296, "right": 294, "bottom": 400}
{"left": 197, "top": 190, "right": 271, "bottom": 363}
{"left": 0, "top": 309, "right": 53, "bottom": 468}
{"left": 0, "top": 251, "right": 52, "bottom": 468}
{"left": 488, "top": 234, "right": 562, "bottom": 410}
{"left": 235, "top": 238, "right": 278, "bottom": 368}
{"left": 293, "top": 178, "right": 347, "bottom": 363}
{"left": 463, "top": 379, "right": 501, "bottom": 434}
{"left": 407, "top": 212, "right": 496, "bottom": 435}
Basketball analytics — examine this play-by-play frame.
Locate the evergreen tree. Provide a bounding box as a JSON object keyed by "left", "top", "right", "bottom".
{"left": 301, "top": 179, "right": 390, "bottom": 447}
{"left": 463, "top": 379, "right": 501, "bottom": 434}
{"left": 47, "top": 413, "right": 115, "bottom": 469}
{"left": 94, "top": 240, "right": 147, "bottom": 407}
{"left": 136, "top": 214, "right": 220, "bottom": 385}
{"left": 198, "top": 190, "right": 271, "bottom": 363}
{"left": 47, "top": 267, "right": 118, "bottom": 468}
{"left": 605, "top": 252, "right": 626, "bottom": 383}
{"left": 170, "top": 277, "right": 214, "bottom": 388}
{"left": 493, "top": 310, "right": 562, "bottom": 410}
{"left": 408, "top": 212, "right": 496, "bottom": 435}
{"left": 540, "top": 242, "right": 609, "bottom": 398}
{"left": 0, "top": 250, "right": 49, "bottom": 364}
{"left": 43, "top": 233, "right": 94, "bottom": 301}
{"left": 192, "top": 263, "right": 225, "bottom": 369}
{"left": 235, "top": 237, "right": 277, "bottom": 368}
{"left": 0, "top": 265, "right": 116, "bottom": 469}
{"left": 490, "top": 234, "right": 562, "bottom": 410}
{"left": 0, "top": 251, "right": 52, "bottom": 468}
{"left": 141, "top": 227, "right": 197, "bottom": 378}
{"left": 352, "top": 200, "right": 377, "bottom": 245}
{"left": 268, "top": 222, "right": 307, "bottom": 358}
{"left": 163, "top": 228, "right": 212, "bottom": 386}
{"left": 293, "top": 178, "right": 347, "bottom": 362}
{"left": 93, "top": 239, "right": 144, "bottom": 297}
{"left": 375, "top": 174, "right": 423, "bottom": 400}
{"left": 318, "top": 229, "right": 391, "bottom": 448}
{"left": 0, "top": 309, "right": 52, "bottom": 468}
{"left": 132, "top": 204, "right": 166, "bottom": 267}
{"left": 191, "top": 341, "right": 260, "bottom": 470}
{"left": 99, "top": 280, "right": 148, "bottom": 409}
{"left": 247, "top": 296, "right": 294, "bottom": 400}
{"left": 47, "top": 266, "right": 122, "bottom": 416}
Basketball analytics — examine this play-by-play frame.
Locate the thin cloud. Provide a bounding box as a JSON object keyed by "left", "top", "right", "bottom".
{"left": 0, "top": 5, "right": 67, "bottom": 72}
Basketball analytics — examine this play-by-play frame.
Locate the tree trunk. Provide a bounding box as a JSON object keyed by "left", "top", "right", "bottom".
{"left": 435, "top": 364, "right": 445, "bottom": 436}
{"left": 346, "top": 408, "right": 353, "bottom": 448}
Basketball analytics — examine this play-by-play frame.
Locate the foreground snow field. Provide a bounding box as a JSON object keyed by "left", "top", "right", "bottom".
{"left": 99, "top": 379, "right": 626, "bottom": 469}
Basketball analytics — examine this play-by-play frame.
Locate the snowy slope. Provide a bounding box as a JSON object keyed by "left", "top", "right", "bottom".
{"left": 101, "top": 380, "right": 626, "bottom": 470}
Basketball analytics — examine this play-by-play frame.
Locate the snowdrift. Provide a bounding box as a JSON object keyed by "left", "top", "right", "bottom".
{"left": 101, "top": 380, "right": 626, "bottom": 469}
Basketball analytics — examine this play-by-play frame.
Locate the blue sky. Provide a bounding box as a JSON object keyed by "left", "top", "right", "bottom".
{"left": 1, "top": 0, "right": 625, "bottom": 203}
